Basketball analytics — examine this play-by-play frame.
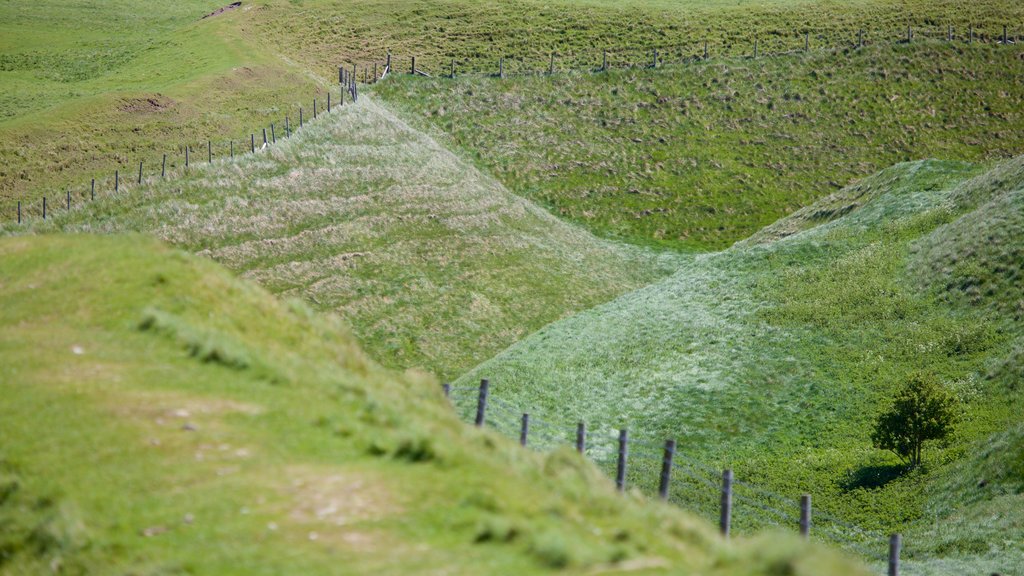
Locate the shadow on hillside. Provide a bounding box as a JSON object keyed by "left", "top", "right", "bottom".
{"left": 841, "top": 464, "right": 908, "bottom": 491}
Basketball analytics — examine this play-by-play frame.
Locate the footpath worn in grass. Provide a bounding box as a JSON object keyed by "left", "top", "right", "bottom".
{"left": 375, "top": 41, "right": 1024, "bottom": 249}
{"left": 0, "top": 234, "right": 867, "bottom": 575}
{"left": 457, "top": 157, "right": 1024, "bottom": 575}
{"left": 5, "top": 96, "right": 680, "bottom": 380}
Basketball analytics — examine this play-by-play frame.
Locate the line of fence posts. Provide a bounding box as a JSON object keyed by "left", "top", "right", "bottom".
{"left": 453, "top": 379, "right": 905, "bottom": 573}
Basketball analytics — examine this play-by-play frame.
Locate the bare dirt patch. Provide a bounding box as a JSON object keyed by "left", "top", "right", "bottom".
{"left": 202, "top": 2, "right": 242, "bottom": 20}
{"left": 118, "top": 95, "right": 175, "bottom": 114}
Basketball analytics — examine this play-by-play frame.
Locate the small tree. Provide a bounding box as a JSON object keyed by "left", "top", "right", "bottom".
{"left": 871, "top": 373, "right": 958, "bottom": 468}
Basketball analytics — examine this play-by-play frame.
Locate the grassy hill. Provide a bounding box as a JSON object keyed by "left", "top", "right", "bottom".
{"left": 0, "top": 233, "right": 866, "bottom": 575}
{"left": 375, "top": 41, "right": 1024, "bottom": 250}
{"left": 455, "top": 156, "right": 1024, "bottom": 574}
{"left": 5, "top": 96, "right": 679, "bottom": 379}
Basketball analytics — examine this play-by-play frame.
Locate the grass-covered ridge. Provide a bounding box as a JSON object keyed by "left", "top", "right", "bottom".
{"left": 375, "top": 41, "right": 1024, "bottom": 249}
{"left": 8, "top": 96, "right": 679, "bottom": 379}
{"left": 456, "top": 156, "right": 1024, "bottom": 574}
{"left": 0, "top": 233, "right": 867, "bottom": 575}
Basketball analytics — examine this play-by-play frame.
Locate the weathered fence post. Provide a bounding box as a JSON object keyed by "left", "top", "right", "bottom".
{"left": 474, "top": 379, "right": 489, "bottom": 427}
{"left": 1003, "top": 25, "right": 1008, "bottom": 44}
{"left": 207, "top": 141, "right": 212, "bottom": 163}
{"left": 411, "top": 56, "right": 416, "bottom": 75}
{"left": 805, "top": 31, "right": 810, "bottom": 51}
{"left": 250, "top": 133, "right": 255, "bottom": 153}
{"left": 888, "top": 534, "right": 902, "bottom": 576}
{"left": 373, "top": 62, "right": 377, "bottom": 82}
{"left": 66, "top": 189, "right": 70, "bottom": 210}
{"left": 230, "top": 141, "right": 234, "bottom": 158}
{"left": 800, "top": 494, "right": 811, "bottom": 539}
{"left": 498, "top": 57, "right": 504, "bottom": 79}
{"left": 338, "top": 65, "right": 343, "bottom": 84}
{"left": 720, "top": 469, "right": 733, "bottom": 538}
{"left": 91, "top": 178, "right": 95, "bottom": 200}
{"left": 549, "top": 52, "right": 555, "bottom": 74}
{"left": 313, "top": 99, "right": 317, "bottom": 119}
{"left": 615, "top": 429, "right": 629, "bottom": 492}
{"left": 520, "top": 413, "right": 530, "bottom": 446}
{"left": 386, "top": 52, "right": 391, "bottom": 73}
{"left": 704, "top": 40, "right": 709, "bottom": 59}
{"left": 652, "top": 48, "right": 658, "bottom": 68}
{"left": 299, "top": 107, "right": 303, "bottom": 128}
{"left": 658, "top": 439, "right": 675, "bottom": 500}
{"left": 442, "top": 383, "right": 450, "bottom": 398}
{"left": 450, "top": 59, "right": 456, "bottom": 78}
{"left": 575, "top": 422, "right": 586, "bottom": 453}
{"left": 17, "top": 201, "right": 20, "bottom": 224}
{"left": 602, "top": 49, "right": 607, "bottom": 71}
{"left": 907, "top": 25, "right": 912, "bottom": 43}
{"left": 947, "top": 25, "right": 953, "bottom": 42}
{"left": 138, "top": 161, "right": 143, "bottom": 184}
{"left": 262, "top": 128, "right": 268, "bottom": 146}
{"left": 285, "top": 117, "right": 290, "bottom": 138}
{"left": 115, "top": 170, "right": 119, "bottom": 192}
{"left": 327, "top": 92, "right": 331, "bottom": 113}
{"left": 42, "top": 196, "right": 46, "bottom": 219}
{"left": 161, "top": 155, "right": 166, "bottom": 178}
{"left": 969, "top": 24, "right": 974, "bottom": 43}
{"left": 271, "top": 123, "right": 276, "bottom": 144}
{"left": 753, "top": 38, "right": 758, "bottom": 58}
{"left": 185, "top": 145, "right": 190, "bottom": 168}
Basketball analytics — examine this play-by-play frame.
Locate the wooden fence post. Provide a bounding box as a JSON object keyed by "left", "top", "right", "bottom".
{"left": 753, "top": 38, "right": 758, "bottom": 58}
{"left": 602, "top": 49, "right": 607, "bottom": 71}
{"left": 411, "top": 56, "right": 416, "bottom": 75}
{"left": 161, "top": 155, "right": 166, "bottom": 178}
{"left": 520, "top": 413, "right": 530, "bottom": 447}
{"left": 888, "top": 534, "right": 902, "bottom": 576}
{"left": 948, "top": 25, "right": 953, "bottom": 41}
{"left": 615, "top": 429, "right": 629, "bottom": 492}
{"left": 575, "top": 422, "right": 586, "bottom": 454}
{"left": 251, "top": 133, "right": 255, "bottom": 153}
{"left": 549, "top": 52, "right": 554, "bottom": 74}
{"left": 339, "top": 65, "right": 343, "bottom": 84}
{"left": 373, "top": 62, "right": 377, "bottom": 82}
{"left": 262, "top": 128, "right": 268, "bottom": 146}
{"left": 138, "top": 161, "right": 143, "bottom": 184}
{"left": 969, "top": 24, "right": 974, "bottom": 43}
{"left": 17, "top": 201, "right": 20, "bottom": 224}
{"left": 271, "top": 123, "right": 276, "bottom": 143}
{"left": 185, "top": 145, "right": 189, "bottom": 168}
{"left": 704, "top": 40, "right": 708, "bottom": 59}
{"left": 720, "top": 469, "right": 733, "bottom": 538}
{"left": 652, "top": 48, "right": 658, "bottom": 68}
{"left": 498, "top": 57, "right": 504, "bottom": 78}
{"left": 91, "top": 178, "right": 95, "bottom": 200}
{"left": 658, "top": 439, "right": 675, "bottom": 500}
{"left": 66, "top": 189, "right": 70, "bottom": 210}
{"left": 285, "top": 117, "right": 290, "bottom": 138}
{"left": 800, "top": 494, "right": 811, "bottom": 539}
{"left": 327, "top": 92, "right": 331, "bottom": 112}
{"left": 42, "top": 196, "right": 46, "bottom": 220}
{"left": 115, "top": 170, "right": 119, "bottom": 192}
{"left": 907, "top": 25, "right": 912, "bottom": 43}
{"left": 230, "top": 141, "right": 234, "bottom": 158}
{"left": 313, "top": 99, "right": 317, "bottom": 119}
{"left": 300, "top": 107, "right": 303, "bottom": 127}
{"left": 474, "top": 379, "right": 489, "bottom": 427}
{"left": 1003, "top": 25, "right": 1008, "bottom": 44}
{"left": 386, "top": 52, "right": 391, "bottom": 73}
{"left": 805, "top": 31, "right": 809, "bottom": 51}
{"left": 450, "top": 59, "right": 456, "bottom": 78}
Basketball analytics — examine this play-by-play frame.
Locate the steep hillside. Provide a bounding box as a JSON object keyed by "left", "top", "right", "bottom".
{"left": 0, "top": 234, "right": 865, "bottom": 575}
{"left": 455, "top": 157, "right": 1024, "bottom": 574}
{"left": 375, "top": 42, "right": 1024, "bottom": 249}
{"left": 6, "top": 97, "right": 679, "bottom": 379}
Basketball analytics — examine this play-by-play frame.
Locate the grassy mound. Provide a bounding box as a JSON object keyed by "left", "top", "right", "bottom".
{"left": 455, "top": 157, "right": 1024, "bottom": 574}
{"left": 0, "top": 233, "right": 865, "bottom": 575}
{"left": 375, "top": 42, "right": 1024, "bottom": 250}
{"left": 6, "top": 96, "right": 679, "bottom": 379}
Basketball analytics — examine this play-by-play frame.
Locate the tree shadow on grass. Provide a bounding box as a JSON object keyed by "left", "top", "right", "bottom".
{"left": 841, "top": 463, "right": 909, "bottom": 491}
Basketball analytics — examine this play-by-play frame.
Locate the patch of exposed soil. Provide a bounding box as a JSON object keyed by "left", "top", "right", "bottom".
{"left": 118, "top": 95, "right": 175, "bottom": 114}
{"left": 202, "top": 2, "right": 242, "bottom": 20}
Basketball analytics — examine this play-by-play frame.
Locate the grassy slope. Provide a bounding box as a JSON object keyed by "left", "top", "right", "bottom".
{"left": 456, "top": 156, "right": 1024, "bottom": 574}
{"left": 0, "top": 233, "right": 867, "bottom": 575}
{"left": 375, "top": 41, "right": 1024, "bottom": 250}
{"left": 4, "top": 96, "right": 679, "bottom": 380}
{"left": 257, "top": 0, "right": 1024, "bottom": 77}
{"left": 0, "top": 1, "right": 329, "bottom": 212}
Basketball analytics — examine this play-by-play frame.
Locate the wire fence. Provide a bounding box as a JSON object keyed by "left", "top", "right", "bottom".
{"left": 448, "top": 379, "right": 914, "bottom": 574}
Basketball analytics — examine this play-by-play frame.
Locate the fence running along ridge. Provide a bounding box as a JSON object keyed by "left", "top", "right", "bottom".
{"left": 447, "top": 379, "right": 922, "bottom": 576}
{"left": 8, "top": 20, "right": 1022, "bottom": 224}
{"left": 6, "top": 72, "right": 365, "bottom": 226}
{"left": 392, "top": 21, "right": 1022, "bottom": 78}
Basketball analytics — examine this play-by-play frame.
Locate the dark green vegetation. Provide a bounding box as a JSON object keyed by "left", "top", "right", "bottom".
{"left": 457, "top": 157, "right": 1024, "bottom": 573}
{"left": 376, "top": 42, "right": 1024, "bottom": 249}
{"left": 871, "top": 374, "right": 960, "bottom": 468}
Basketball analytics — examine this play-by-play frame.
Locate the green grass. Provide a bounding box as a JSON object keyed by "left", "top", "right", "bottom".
{"left": 454, "top": 156, "right": 1024, "bottom": 574}
{"left": 0, "top": 233, "right": 867, "bottom": 575}
{"left": 4, "top": 96, "right": 681, "bottom": 380}
{"left": 374, "top": 41, "right": 1024, "bottom": 250}
{"left": 0, "top": 0, "right": 330, "bottom": 213}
